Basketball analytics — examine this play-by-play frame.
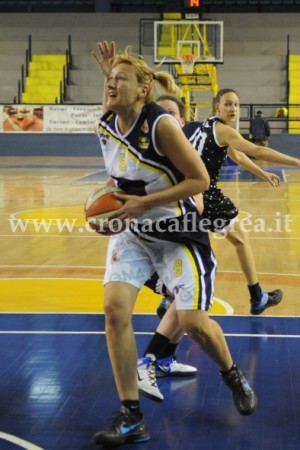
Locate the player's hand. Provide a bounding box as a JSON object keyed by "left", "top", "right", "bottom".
{"left": 262, "top": 171, "right": 280, "bottom": 187}
{"left": 110, "top": 192, "right": 146, "bottom": 220}
{"left": 92, "top": 40, "right": 115, "bottom": 79}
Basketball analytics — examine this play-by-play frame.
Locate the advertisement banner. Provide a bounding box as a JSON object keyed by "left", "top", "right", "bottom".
{"left": 1, "top": 104, "right": 103, "bottom": 133}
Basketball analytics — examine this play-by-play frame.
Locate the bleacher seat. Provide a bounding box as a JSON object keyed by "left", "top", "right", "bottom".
{"left": 22, "top": 54, "right": 67, "bottom": 103}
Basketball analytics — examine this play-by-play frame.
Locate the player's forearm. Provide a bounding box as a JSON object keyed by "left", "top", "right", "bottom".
{"left": 255, "top": 147, "right": 300, "bottom": 166}
{"left": 102, "top": 78, "right": 109, "bottom": 113}
{"left": 237, "top": 154, "right": 268, "bottom": 178}
{"left": 142, "top": 178, "right": 209, "bottom": 210}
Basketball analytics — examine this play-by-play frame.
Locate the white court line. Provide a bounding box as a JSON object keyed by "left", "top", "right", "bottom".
{"left": 282, "top": 169, "right": 287, "bottom": 183}
{"left": 0, "top": 265, "right": 103, "bottom": 269}
{"left": 0, "top": 309, "right": 234, "bottom": 317}
{"left": 1, "top": 234, "right": 300, "bottom": 239}
{"left": 74, "top": 169, "right": 107, "bottom": 182}
{"left": 0, "top": 331, "right": 299, "bottom": 338}
{"left": 0, "top": 269, "right": 299, "bottom": 277}
{"left": 0, "top": 234, "right": 99, "bottom": 238}
{"left": 0, "top": 432, "right": 45, "bottom": 450}
{"left": 0, "top": 312, "right": 299, "bottom": 318}
{"left": 0, "top": 276, "right": 103, "bottom": 280}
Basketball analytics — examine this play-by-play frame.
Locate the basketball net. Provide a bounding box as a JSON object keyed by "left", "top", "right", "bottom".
{"left": 179, "top": 54, "right": 197, "bottom": 75}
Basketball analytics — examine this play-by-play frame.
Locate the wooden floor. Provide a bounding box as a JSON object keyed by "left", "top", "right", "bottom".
{"left": 0, "top": 155, "right": 299, "bottom": 450}
{"left": 0, "top": 155, "right": 299, "bottom": 316}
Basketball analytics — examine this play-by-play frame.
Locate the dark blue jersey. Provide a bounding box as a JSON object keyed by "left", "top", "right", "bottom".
{"left": 184, "top": 117, "right": 228, "bottom": 186}
{"left": 184, "top": 118, "right": 238, "bottom": 232}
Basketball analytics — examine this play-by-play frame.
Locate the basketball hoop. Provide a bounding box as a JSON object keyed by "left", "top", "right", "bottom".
{"left": 179, "top": 54, "right": 197, "bottom": 74}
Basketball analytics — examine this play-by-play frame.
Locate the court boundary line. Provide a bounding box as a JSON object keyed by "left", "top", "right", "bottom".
{"left": 0, "top": 432, "right": 45, "bottom": 450}
{"left": 1, "top": 270, "right": 299, "bottom": 277}
{"left": 0, "top": 312, "right": 299, "bottom": 318}
{"left": 1, "top": 234, "right": 299, "bottom": 240}
{"left": 0, "top": 330, "right": 299, "bottom": 338}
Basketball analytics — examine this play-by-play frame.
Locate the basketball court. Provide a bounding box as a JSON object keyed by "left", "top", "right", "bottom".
{"left": 0, "top": 154, "right": 299, "bottom": 449}
{"left": 0, "top": 3, "right": 299, "bottom": 447}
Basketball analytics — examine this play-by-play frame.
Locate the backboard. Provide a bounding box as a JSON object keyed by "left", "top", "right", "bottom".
{"left": 154, "top": 21, "right": 223, "bottom": 65}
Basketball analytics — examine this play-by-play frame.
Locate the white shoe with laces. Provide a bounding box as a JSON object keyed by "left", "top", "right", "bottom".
{"left": 137, "top": 354, "right": 164, "bottom": 402}
{"left": 155, "top": 356, "right": 197, "bottom": 377}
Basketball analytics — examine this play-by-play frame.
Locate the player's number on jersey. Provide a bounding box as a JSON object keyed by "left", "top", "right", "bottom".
{"left": 119, "top": 153, "right": 126, "bottom": 172}
{"left": 174, "top": 259, "right": 183, "bottom": 277}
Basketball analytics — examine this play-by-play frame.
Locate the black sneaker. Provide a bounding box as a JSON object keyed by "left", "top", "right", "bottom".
{"left": 94, "top": 406, "right": 150, "bottom": 446}
{"left": 251, "top": 289, "right": 283, "bottom": 315}
{"left": 222, "top": 365, "right": 257, "bottom": 416}
{"left": 156, "top": 298, "right": 169, "bottom": 319}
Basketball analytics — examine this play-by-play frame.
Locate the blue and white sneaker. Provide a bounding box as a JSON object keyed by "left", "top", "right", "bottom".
{"left": 94, "top": 406, "right": 150, "bottom": 446}
{"left": 156, "top": 356, "right": 197, "bottom": 377}
{"left": 137, "top": 354, "right": 164, "bottom": 402}
{"left": 250, "top": 289, "right": 283, "bottom": 315}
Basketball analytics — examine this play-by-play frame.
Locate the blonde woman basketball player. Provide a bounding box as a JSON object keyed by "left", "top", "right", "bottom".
{"left": 92, "top": 42, "right": 257, "bottom": 447}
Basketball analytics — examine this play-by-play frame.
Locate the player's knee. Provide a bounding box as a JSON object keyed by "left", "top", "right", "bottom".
{"left": 104, "top": 298, "right": 129, "bottom": 328}
{"left": 187, "top": 322, "right": 212, "bottom": 342}
{"left": 178, "top": 312, "right": 210, "bottom": 341}
{"left": 227, "top": 228, "right": 249, "bottom": 247}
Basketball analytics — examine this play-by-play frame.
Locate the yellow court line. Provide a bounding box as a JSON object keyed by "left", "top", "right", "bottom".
{"left": 0, "top": 279, "right": 233, "bottom": 315}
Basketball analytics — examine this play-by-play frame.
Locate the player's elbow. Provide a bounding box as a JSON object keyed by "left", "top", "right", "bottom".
{"left": 204, "top": 173, "right": 210, "bottom": 190}
{"left": 229, "top": 154, "right": 239, "bottom": 164}
{"left": 252, "top": 150, "right": 264, "bottom": 160}
{"left": 191, "top": 164, "right": 210, "bottom": 194}
{"left": 249, "top": 145, "right": 264, "bottom": 160}
{"left": 197, "top": 172, "right": 210, "bottom": 192}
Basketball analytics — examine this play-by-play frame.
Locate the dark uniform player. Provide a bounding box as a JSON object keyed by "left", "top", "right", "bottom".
{"left": 139, "top": 89, "right": 300, "bottom": 402}
{"left": 185, "top": 117, "right": 239, "bottom": 232}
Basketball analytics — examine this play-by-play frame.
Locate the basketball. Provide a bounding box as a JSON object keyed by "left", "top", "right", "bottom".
{"left": 84, "top": 185, "right": 126, "bottom": 235}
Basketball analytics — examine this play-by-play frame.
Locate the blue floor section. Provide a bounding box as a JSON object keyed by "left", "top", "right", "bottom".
{"left": 219, "top": 165, "right": 286, "bottom": 182}
{"left": 0, "top": 314, "right": 299, "bottom": 450}
{"left": 0, "top": 163, "right": 292, "bottom": 184}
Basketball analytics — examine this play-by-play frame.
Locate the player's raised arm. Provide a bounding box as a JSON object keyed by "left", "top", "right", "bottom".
{"left": 92, "top": 40, "right": 116, "bottom": 113}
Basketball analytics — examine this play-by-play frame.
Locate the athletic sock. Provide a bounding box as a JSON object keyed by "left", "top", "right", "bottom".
{"left": 220, "top": 363, "right": 236, "bottom": 378}
{"left": 122, "top": 400, "right": 142, "bottom": 419}
{"left": 157, "top": 342, "right": 179, "bottom": 359}
{"left": 248, "top": 283, "right": 262, "bottom": 304}
{"left": 144, "top": 332, "right": 170, "bottom": 358}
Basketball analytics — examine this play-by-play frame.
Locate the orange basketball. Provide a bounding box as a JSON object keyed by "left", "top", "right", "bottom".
{"left": 84, "top": 185, "right": 126, "bottom": 235}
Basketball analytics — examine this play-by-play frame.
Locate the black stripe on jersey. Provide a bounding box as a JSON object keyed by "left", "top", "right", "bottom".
{"left": 128, "top": 211, "right": 211, "bottom": 251}
{"left": 183, "top": 243, "right": 216, "bottom": 311}
{"left": 111, "top": 176, "right": 148, "bottom": 196}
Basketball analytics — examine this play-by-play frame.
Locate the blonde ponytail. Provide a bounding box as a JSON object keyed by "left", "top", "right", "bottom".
{"left": 112, "top": 50, "right": 180, "bottom": 104}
